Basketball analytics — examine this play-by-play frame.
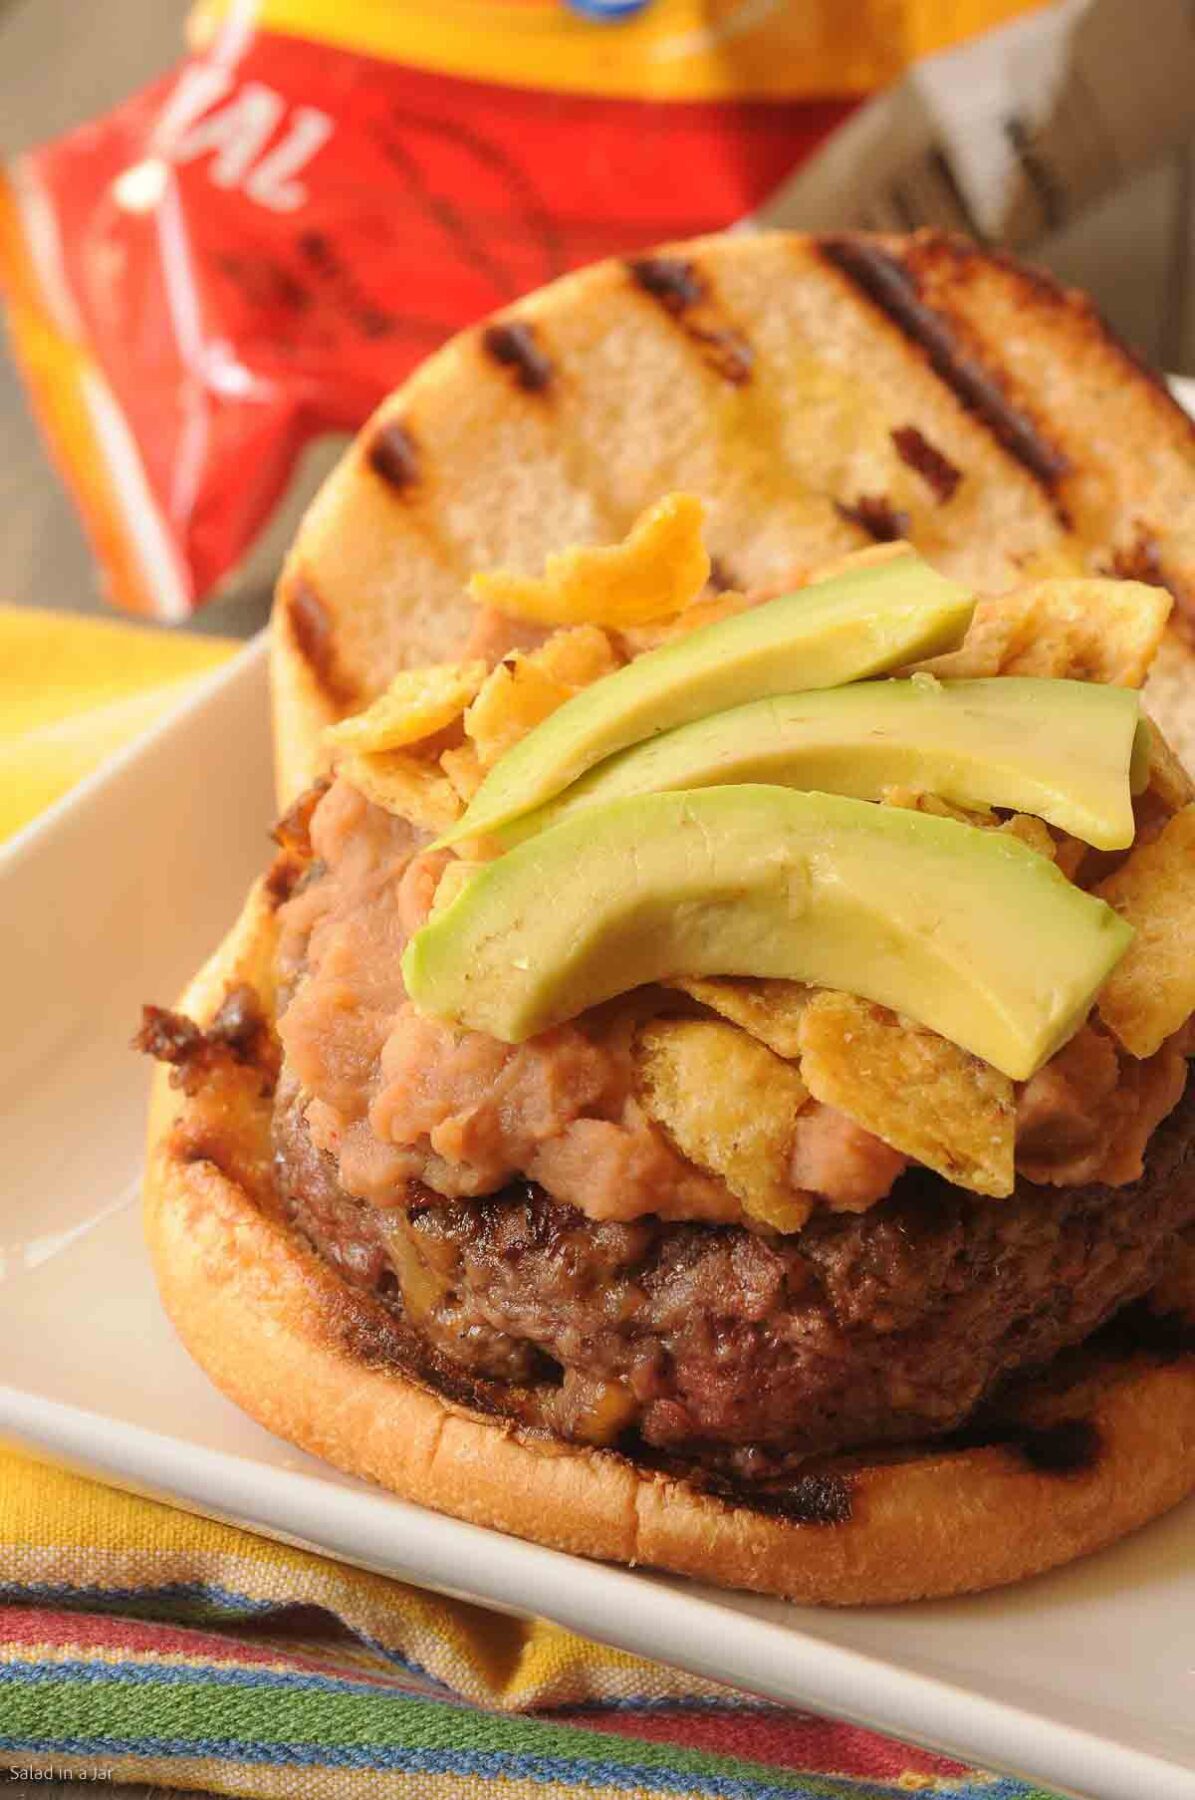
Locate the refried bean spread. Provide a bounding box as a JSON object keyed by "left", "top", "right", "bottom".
{"left": 141, "top": 515, "right": 1195, "bottom": 1468}
{"left": 268, "top": 774, "right": 1195, "bottom": 1456}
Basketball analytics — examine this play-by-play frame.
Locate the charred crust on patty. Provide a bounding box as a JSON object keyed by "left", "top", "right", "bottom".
{"left": 283, "top": 1205, "right": 864, "bottom": 1519}
{"left": 367, "top": 420, "right": 421, "bottom": 491}
{"left": 482, "top": 322, "right": 554, "bottom": 394}
{"left": 891, "top": 424, "right": 962, "bottom": 501}
{"left": 272, "top": 1067, "right": 1195, "bottom": 1471}
{"left": 137, "top": 982, "right": 280, "bottom": 1098}
{"left": 818, "top": 234, "right": 1070, "bottom": 503}
{"left": 627, "top": 256, "right": 754, "bottom": 386}
{"left": 326, "top": 1266, "right": 569, "bottom": 1429}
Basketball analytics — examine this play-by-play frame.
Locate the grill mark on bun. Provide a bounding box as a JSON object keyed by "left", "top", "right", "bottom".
{"left": 726, "top": 1471, "right": 854, "bottom": 1526}
{"left": 367, "top": 420, "right": 421, "bottom": 491}
{"left": 835, "top": 495, "right": 911, "bottom": 543}
{"left": 628, "top": 255, "right": 705, "bottom": 310}
{"left": 1016, "top": 1418, "right": 1101, "bottom": 1475}
{"left": 707, "top": 556, "right": 735, "bottom": 593}
{"left": 940, "top": 1414, "right": 1102, "bottom": 1475}
{"left": 1099, "top": 530, "right": 1195, "bottom": 636}
{"left": 627, "top": 257, "right": 754, "bottom": 386}
{"left": 926, "top": 232, "right": 1195, "bottom": 437}
{"left": 819, "top": 235, "right": 1069, "bottom": 501}
{"left": 482, "top": 321, "right": 554, "bottom": 393}
{"left": 902, "top": 231, "right": 1195, "bottom": 627}
{"left": 628, "top": 1440, "right": 857, "bottom": 1524}
{"left": 1106, "top": 528, "right": 1165, "bottom": 588}
{"left": 286, "top": 579, "right": 357, "bottom": 708}
{"left": 891, "top": 424, "right": 962, "bottom": 502}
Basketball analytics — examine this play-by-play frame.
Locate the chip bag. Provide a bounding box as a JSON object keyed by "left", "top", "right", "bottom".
{"left": 0, "top": 0, "right": 1037, "bottom": 617}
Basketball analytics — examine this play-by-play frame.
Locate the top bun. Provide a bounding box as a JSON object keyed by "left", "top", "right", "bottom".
{"left": 271, "top": 230, "right": 1195, "bottom": 802}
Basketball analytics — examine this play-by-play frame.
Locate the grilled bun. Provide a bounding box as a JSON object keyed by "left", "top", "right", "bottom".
{"left": 148, "top": 231, "right": 1195, "bottom": 1603}
{"left": 271, "top": 229, "right": 1195, "bottom": 803}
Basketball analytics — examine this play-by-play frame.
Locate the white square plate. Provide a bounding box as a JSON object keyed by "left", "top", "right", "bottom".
{"left": 2, "top": 611, "right": 1194, "bottom": 1800}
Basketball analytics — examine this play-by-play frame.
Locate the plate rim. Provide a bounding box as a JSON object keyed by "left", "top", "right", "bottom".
{"left": 4, "top": 473, "right": 1195, "bottom": 1797}
{"left": 1, "top": 1379, "right": 1189, "bottom": 1800}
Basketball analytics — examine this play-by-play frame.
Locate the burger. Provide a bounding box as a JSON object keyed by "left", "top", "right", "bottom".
{"left": 139, "top": 232, "right": 1195, "bottom": 1604}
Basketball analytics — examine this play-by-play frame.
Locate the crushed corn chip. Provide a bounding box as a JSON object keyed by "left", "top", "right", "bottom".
{"left": 1011, "top": 543, "right": 1089, "bottom": 582}
{"left": 1144, "top": 715, "right": 1195, "bottom": 812}
{"left": 881, "top": 785, "right": 994, "bottom": 827}
{"left": 324, "top": 661, "right": 487, "bottom": 753}
{"left": 797, "top": 993, "right": 1016, "bottom": 1197}
{"left": 468, "top": 493, "right": 709, "bottom": 628}
{"left": 636, "top": 1018, "right": 811, "bottom": 1232}
{"left": 619, "top": 591, "right": 751, "bottom": 656}
{"left": 617, "top": 543, "right": 903, "bottom": 656}
{"left": 531, "top": 623, "right": 622, "bottom": 688}
{"left": 430, "top": 858, "right": 486, "bottom": 917}
{"left": 1052, "top": 833, "right": 1089, "bottom": 882}
{"left": 439, "top": 741, "right": 486, "bottom": 802}
{"left": 799, "top": 540, "right": 913, "bottom": 587}
{"left": 998, "top": 813, "right": 1058, "bottom": 860}
{"left": 1095, "top": 804, "right": 1195, "bottom": 1056}
{"left": 465, "top": 624, "right": 620, "bottom": 769}
{"left": 668, "top": 976, "right": 813, "bottom": 1060}
{"left": 883, "top": 790, "right": 1066, "bottom": 863}
{"left": 917, "top": 580, "right": 1170, "bottom": 688}
{"left": 339, "top": 750, "right": 463, "bottom": 834}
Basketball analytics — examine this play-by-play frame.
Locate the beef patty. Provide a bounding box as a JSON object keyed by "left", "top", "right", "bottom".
{"left": 274, "top": 1068, "right": 1195, "bottom": 1462}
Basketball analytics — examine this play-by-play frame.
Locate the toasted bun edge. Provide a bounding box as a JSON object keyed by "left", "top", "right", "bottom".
{"left": 143, "top": 883, "right": 1195, "bottom": 1606}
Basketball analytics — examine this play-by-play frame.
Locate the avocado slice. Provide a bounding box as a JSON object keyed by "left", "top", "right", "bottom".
{"left": 437, "top": 547, "right": 974, "bottom": 848}
{"left": 404, "top": 787, "right": 1132, "bottom": 1079}
{"left": 509, "top": 677, "right": 1145, "bottom": 851}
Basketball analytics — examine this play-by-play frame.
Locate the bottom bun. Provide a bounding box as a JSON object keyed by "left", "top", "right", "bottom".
{"left": 144, "top": 882, "right": 1195, "bottom": 1606}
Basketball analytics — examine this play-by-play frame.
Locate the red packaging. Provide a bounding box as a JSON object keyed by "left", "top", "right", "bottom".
{"left": 0, "top": 0, "right": 1034, "bottom": 616}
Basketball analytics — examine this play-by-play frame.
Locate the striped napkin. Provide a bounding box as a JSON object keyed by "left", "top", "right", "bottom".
{"left": 0, "top": 603, "right": 1057, "bottom": 1798}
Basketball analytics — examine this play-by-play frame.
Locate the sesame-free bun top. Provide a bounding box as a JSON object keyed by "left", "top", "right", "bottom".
{"left": 271, "top": 230, "right": 1195, "bottom": 803}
